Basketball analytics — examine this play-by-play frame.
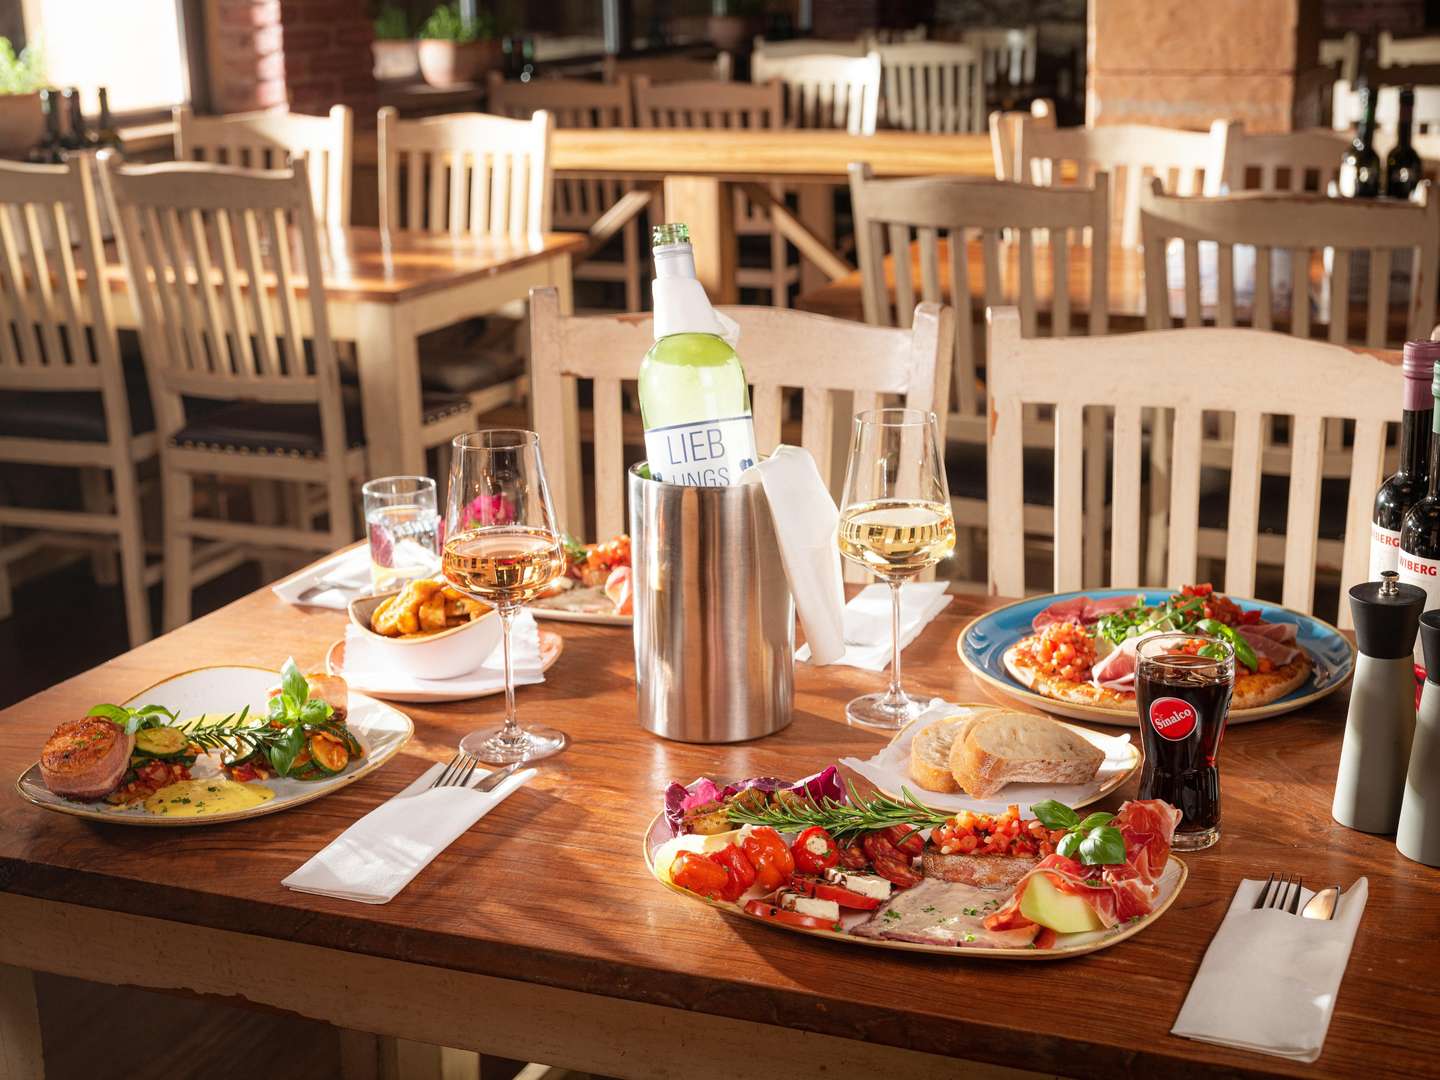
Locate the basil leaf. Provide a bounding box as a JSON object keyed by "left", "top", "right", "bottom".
{"left": 299, "top": 699, "right": 330, "bottom": 726}
{"left": 1055, "top": 831, "right": 1082, "bottom": 859}
{"left": 268, "top": 726, "right": 306, "bottom": 777}
{"left": 1076, "top": 811, "right": 1114, "bottom": 831}
{"left": 267, "top": 694, "right": 289, "bottom": 722}
{"left": 86, "top": 704, "right": 132, "bottom": 725}
{"left": 280, "top": 658, "right": 308, "bottom": 713}
{"left": 1077, "top": 825, "right": 1127, "bottom": 866}
{"left": 1031, "top": 799, "right": 1080, "bottom": 829}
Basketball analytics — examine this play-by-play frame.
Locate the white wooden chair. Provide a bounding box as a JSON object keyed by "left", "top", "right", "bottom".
{"left": 1020, "top": 119, "right": 1232, "bottom": 248}
{"left": 1220, "top": 123, "right": 1351, "bottom": 193}
{"left": 0, "top": 157, "right": 154, "bottom": 644}
{"left": 1321, "top": 31, "right": 1360, "bottom": 85}
{"left": 989, "top": 99, "right": 1055, "bottom": 180}
{"left": 962, "top": 27, "right": 1038, "bottom": 90}
{"left": 986, "top": 305, "right": 1398, "bottom": 629}
{"left": 173, "top": 105, "right": 353, "bottom": 227}
{"left": 486, "top": 74, "right": 644, "bottom": 311}
{"left": 603, "top": 52, "right": 732, "bottom": 84}
{"left": 750, "top": 51, "right": 881, "bottom": 135}
{"left": 849, "top": 163, "right": 1110, "bottom": 585}
{"left": 633, "top": 77, "right": 794, "bottom": 305}
{"left": 528, "top": 286, "right": 954, "bottom": 545}
{"left": 1332, "top": 81, "right": 1440, "bottom": 138}
{"left": 102, "top": 158, "right": 473, "bottom": 629}
{"left": 1379, "top": 31, "right": 1440, "bottom": 69}
{"left": 870, "top": 41, "right": 986, "bottom": 133}
{"left": 751, "top": 37, "right": 867, "bottom": 58}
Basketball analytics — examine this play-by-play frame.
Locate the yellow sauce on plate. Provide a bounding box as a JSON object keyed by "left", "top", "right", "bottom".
{"left": 142, "top": 778, "right": 275, "bottom": 817}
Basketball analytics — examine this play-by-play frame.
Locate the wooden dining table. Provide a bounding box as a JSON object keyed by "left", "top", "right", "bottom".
{"left": 2, "top": 576, "right": 1436, "bottom": 1079}
{"left": 98, "top": 225, "right": 587, "bottom": 476}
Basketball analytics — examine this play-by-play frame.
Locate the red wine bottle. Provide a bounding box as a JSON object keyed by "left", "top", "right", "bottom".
{"left": 1373, "top": 341, "right": 1439, "bottom": 579}
{"left": 1387, "top": 88, "right": 1422, "bottom": 200}
{"left": 1398, "top": 356, "right": 1440, "bottom": 656}
{"left": 1340, "top": 83, "right": 1381, "bottom": 198}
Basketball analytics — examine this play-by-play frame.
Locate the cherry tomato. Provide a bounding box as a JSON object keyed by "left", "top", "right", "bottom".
{"left": 789, "top": 876, "right": 882, "bottom": 911}
{"left": 743, "top": 898, "right": 838, "bottom": 931}
{"left": 742, "top": 827, "right": 795, "bottom": 891}
{"left": 708, "top": 844, "right": 756, "bottom": 901}
{"left": 670, "top": 851, "right": 729, "bottom": 900}
{"left": 791, "top": 826, "right": 841, "bottom": 875}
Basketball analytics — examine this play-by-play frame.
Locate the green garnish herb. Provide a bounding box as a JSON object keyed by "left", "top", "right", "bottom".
{"left": 726, "top": 780, "right": 951, "bottom": 841}
{"left": 1030, "top": 801, "right": 1127, "bottom": 866}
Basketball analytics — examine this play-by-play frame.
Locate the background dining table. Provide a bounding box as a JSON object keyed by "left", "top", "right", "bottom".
{"left": 1, "top": 572, "right": 1436, "bottom": 1079}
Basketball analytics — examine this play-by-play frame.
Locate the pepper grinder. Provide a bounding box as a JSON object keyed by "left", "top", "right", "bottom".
{"left": 1333, "top": 571, "right": 1425, "bottom": 833}
{"left": 1398, "top": 611, "right": 1440, "bottom": 864}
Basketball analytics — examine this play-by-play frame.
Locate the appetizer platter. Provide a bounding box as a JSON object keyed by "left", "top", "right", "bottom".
{"left": 529, "top": 534, "right": 633, "bottom": 625}
{"left": 960, "top": 584, "right": 1354, "bottom": 726}
{"left": 16, "top": 661, "right": 412, "bottom": 826}
{"left": 647, "top": 768, "right": 1187, "bottom": 959}
{"left": 841, "top": 703, "right": 1140, "bottom": 813}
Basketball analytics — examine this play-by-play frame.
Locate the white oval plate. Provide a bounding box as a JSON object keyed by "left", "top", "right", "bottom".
{"left": 15, "top": 665, "right": 413, "bottom": 827}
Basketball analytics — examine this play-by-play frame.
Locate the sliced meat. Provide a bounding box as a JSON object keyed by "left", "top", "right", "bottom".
{"left": 1237, "top": 624, "right": 1300, "bottom": 665}
{"left": 306, "top": 673, "right": 349, "bottom": 723}
{"left": 1091, "top": 636, "right": 1142, "bottom": 690}
{"left": 853, "top": 878, "right": 1040, "bottom": 948}
{"left": 1032, "top": 593, "right": 1144, "bottom": 631}
{"left": 1241, "top": 621, "right": 1298, "bottom": 644}
{"left": 40, "top": 718, "right": 134, "bottom": 800}
{"left": 921, "top": 847, "right": 1038, "bottom": 889}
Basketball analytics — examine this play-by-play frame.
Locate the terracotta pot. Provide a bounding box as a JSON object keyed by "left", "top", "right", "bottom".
{"left": 706, "top": 14, "right": 755, "bottom": 52}
{"left": 417, "top": 39, "right": 502, "bottom": 87}
{"left": 372, "top": 39, "right": 420, "bottom": 81}
{"left": 0, "top": 92, "right": 43, "bottom": 157}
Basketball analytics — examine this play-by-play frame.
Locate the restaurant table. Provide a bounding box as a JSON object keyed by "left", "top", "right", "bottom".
{"left": 2, "top": 582, "right": 1437, "bottom": 1079}
{"left": 99, "top": 226, "right": 586, "bottom": 477}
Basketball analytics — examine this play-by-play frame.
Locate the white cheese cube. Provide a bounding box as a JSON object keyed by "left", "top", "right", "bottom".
{"left": 777, "top": 892, "right": 841, "bottom": 921}
{"left": 823, "top": 867, "right": 892, "bottom": 900}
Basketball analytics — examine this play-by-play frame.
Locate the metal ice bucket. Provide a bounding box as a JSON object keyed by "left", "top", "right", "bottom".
{"left": 629, "top": 464, "right": 794, "bottom": 742}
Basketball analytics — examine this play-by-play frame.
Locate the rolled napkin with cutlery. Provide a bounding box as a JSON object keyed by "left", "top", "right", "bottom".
{"left": 741, "top": 445, "right": 846, "bottom": 665}
{"left": 795, "top": 581, "right": 952, "bottom": 671}
{"left": 272, "top": 546, "right": 376, "bottom": 610}
{"left": 338, "top": 608, "right": 545, "bottom": 696}
{"left": 1172, "top": 876, "right": 1369, "bottom": 1062}
{"left": 283, "top": 762, "right": 535, "bottom": 903}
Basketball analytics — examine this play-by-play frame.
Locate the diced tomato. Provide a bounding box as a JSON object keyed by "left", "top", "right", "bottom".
{"left": 743, "top": 899, "right": 839, "bottom": 931}
{"left": 789, "top": 876, "right": 882, "bottom": 911}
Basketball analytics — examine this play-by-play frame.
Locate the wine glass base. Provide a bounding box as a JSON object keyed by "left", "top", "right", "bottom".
{"left": 460, "top": 724, "right": 568, "bottom": 764}
{"left": 845, "top": 692, "right": 927, "bottom": 731}
{"left": 1171, "top": 825, "right": 1220, "bottom": 851}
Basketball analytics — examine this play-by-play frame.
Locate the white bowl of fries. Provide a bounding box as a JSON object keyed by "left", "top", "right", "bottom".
{"left": 348, "top": 578, "right": 500, "bottom": 680}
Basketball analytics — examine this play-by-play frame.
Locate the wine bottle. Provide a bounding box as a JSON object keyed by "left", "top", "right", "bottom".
{"left": 1372, "top": 340, "right": 1438, "bottom": 579}
{"left": 1387, "top": 88, "right": 1422, "bottom": 200}
{"left": 28, "top": 88, "right": 62, "bottom": 164}
{"left": 95, "top": 87, "right": 123, "bottom": 156}
{"left": 1398, "top": 360, "right": 1440, "bottom": 658}
{"left": 59, "top": 87, "right": 88, "bottom": 154}
{"left": 1340, "top": 83, "right": 1382, "bottom": 198}
{"left": 638, "top": 222, "right": 758, "bottom": 486}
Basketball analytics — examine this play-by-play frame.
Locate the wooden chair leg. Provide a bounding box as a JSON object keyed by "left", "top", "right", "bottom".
{"left": 112, "top": 459, "right": 153, "bottom": 646}
{"left": 161, "top": 465, "right": 195, "bottom": 632}
{"left": 79, "top": 467, "right": 119, "bottom": 585}
{"left": 0, "top": 552, "right": 12, "bottom": 621}
{"left": 328, "top": 466, "right": 356, "bottom": 550}
{"left": 250, "top": 480, "right": 290, "bottom": 583}
{"left": 621, "top": 216, "right": 641, "bottom": 313}
{"left": 769, "top": 196, "right": 789, "bottom": 308}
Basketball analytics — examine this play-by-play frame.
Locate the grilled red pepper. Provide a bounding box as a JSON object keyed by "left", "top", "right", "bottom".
{"left": 670, "top": 851, "right": 729, "bottom": 900}
{"left": 742, "top": 827, "right": 795, "bottom": 891}
{"left": 708, "top": 844, "right": 756, "bottom": 901}
{"left": 791, "top": 826, "right": 840, "bottom": 875}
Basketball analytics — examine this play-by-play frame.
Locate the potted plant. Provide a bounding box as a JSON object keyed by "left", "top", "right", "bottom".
{"left": 0, "top": 37, "right": 44, "bottom": 157}
{"left": 372, "top": 6, "right": 419, "bottom": 82}
{"left": 416, "top": 4, "right": 501, "bottom": 88}
{"left": 707, "top": 0, "right": 763, "bottom": 52}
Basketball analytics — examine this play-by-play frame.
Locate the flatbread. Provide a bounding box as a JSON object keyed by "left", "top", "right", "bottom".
{"left": 1003, "top": 637, "right": 1314, "bottom": 713}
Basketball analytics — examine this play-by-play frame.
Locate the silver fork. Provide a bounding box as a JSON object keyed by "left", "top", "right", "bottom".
{"left": 1253, "top": 872, "right": 1305, "bottom": 914}
{"left": 430, "top": 750, "right": 480, "bottom": 789}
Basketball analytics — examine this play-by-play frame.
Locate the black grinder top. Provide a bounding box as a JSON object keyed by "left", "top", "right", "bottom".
{"left": 1350, "top": 572, "right": 1426, "bottom": 660}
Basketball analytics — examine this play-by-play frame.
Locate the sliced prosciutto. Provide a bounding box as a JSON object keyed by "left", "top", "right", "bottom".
{"left": 1032, "top": 593, "right": 1143, "bottom": 631}
{"left": 983, "top": 800, "right": 1181, "bottom": 938}
{"left": 1237, "top": 623, "right": 1300, "bottom": 665}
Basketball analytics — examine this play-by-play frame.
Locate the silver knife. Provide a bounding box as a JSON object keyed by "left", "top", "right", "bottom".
{"left": 474, "top": 762, "right": 521, "bottom": 793}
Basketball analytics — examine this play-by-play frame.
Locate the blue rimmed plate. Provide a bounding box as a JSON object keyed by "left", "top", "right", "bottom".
{"left": 958, "top": 589, "right": 1354, "bottom": 727}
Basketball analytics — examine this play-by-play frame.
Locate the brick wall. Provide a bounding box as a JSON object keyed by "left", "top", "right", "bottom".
{"left": 207, "top": 0, "right": 377, "bottom": 115}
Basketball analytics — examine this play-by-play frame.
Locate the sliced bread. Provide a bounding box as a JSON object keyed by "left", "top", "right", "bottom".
{"left": 908, "top": 708, "right": 1000, "bottom": 793}
{"left": 949, "top": 712, "right": 1105, "bottom": 798}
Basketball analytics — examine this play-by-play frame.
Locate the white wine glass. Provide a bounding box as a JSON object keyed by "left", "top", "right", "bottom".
{"left": 837, "top": 408, "right": 955, "bottom": 729}
{"left": 442, "top": 430, "right": 568, "bottom": 763}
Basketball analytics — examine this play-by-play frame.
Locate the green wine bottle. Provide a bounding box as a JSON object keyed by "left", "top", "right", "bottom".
{"left": 639, "top": 223, "right": 758, "bottom": 486}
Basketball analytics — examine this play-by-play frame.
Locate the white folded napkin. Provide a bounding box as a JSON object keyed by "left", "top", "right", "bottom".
{"left": 282, "top": 762, "right": 536, "bottom": 903}
{"left": 338, "top": 609, "right": 545, "bottom": 696}
{"left": 741, "top": 446, "right": 846, "bottom": 664}
{"left": 796, "top": 581, "right": 952, "bottom": 670}
{"left": 1172, "top": 877, "right": 1369, "bottom": 1063}
{"left": 271, "top": 546, "right": 374, "bottom": 610}
{"left": 840, "top": 698, "right": 1136, "bottom": 813}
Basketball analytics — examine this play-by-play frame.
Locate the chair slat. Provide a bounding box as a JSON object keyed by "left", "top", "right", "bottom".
{"left": 231, "top": 207, "right": 280, "bottom": 376}
{"left": 988, "top": 391, "right": 1026, "bottom": 595}
{"left": 265, "top": 207, "right": 306, "bottom": 377}
{"left": 405, "top": 149, "right": 423, "bottom": 230}
{"left": 136, "top": 205, "right": 190, "bottom": 374}
{"left": 213, "top": 207, "right": 258, "bottom": 377}
{"left": 1051, "top": 226, "right": 1070, "bottom": 337}
{"left": 1165, "top": 406, "right": 1203, "bottom": 585}
{"left": 1340, "top": 418, "right": 1388, "bottom": 630}
{"left": 46, "top": 202, "right": 92, "bottom": 367}
{"left": 1328, "top": 248, "right": 1349, "bottom": 343}
{"left": 946, "top": 229, "right": 976, "bottom": 416}
{"left": 752, "top": 383, "right": 783, "bottom": 457}
{"left": 1366, "top": 247, "right": 1392, "bottom": 348}
{"left": 593, "top": 376, "right": 625, "bottom": 540}
{"left": 1222, "top": 409, "right": 1264, "bottom": 598}
{"left": 1281, "top": 413, "right": 1325, "bottom": 611}
{"left": 182, "top": 207, "right": 229, "bottom": 374}
{"left": 1053, "top": 402, "right": 1084, "bottom": 590}
{"left": 1016, "top": 228, "right": 1036, "bottom": 336}
{"left": 1289, "top": 247, "right": 1311, "bottom": 338}
{"left": 1216, "top": 241, "right": 1235, "bottom": 326}
{"left": 1110, "top": 403, "right": 1143, "bottom": 587}
{"left": 156, "top": 206, "right": 209, "bottom": 372}
{"left": 16, "top": 205, "right": 63, "bottom": 364}
{"left": 800, "top": 385, "right": 834, "bottom": 487}
{"left": 1254, "top": 246, "right": 1273, "bottom": 331}
{"left": 889, "top": 223, "right": 916, "bottom": 328}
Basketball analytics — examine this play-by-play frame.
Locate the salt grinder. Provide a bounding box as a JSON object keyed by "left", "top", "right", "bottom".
{"left": 1333, "top": 571, "right": 1425, "bottom": 832}
{"left": 1398, "top": 611, "right": 1440, "bottom": 864}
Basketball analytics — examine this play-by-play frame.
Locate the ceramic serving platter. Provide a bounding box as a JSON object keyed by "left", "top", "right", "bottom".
{"left": 529, "top": 586, "right": 633, "bottom": 626}
{"left": 643, "top": 808, "right": 1187, "bottom": 960}
{"left": 16, "top": 666, "right": 413, "bottom": 827}
{"left": 959, "top": 589, "right": 1355, "bottom": 727}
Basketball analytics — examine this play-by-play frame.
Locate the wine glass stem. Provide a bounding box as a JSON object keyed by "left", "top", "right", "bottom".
{"left": 884, "top": 577, "right": 906, "bottom": 706}
{"left": 497, "top": 604, "right": 522, "bottom": 748}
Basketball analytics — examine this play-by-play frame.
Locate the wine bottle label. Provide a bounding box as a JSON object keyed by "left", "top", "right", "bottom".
{"left": 1370, "top": 523, "right": 1403, "bottom": 580}
{"left": 1398, "top": 549, "right": 1440, "bottom": 660}
{"left": 1339, "top": 162, "right": 1358, "bottom": 198}
{"left": 644, "top": 415, "right": 758, "bottom": 486}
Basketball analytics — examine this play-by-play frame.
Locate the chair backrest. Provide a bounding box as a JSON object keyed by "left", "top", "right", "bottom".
{"left": 864, "top": 26, "right": 928, "bottom": 46}
{"left": 870, "top": 41, "right": 985, "bottom": 133}
{"left": 528, "top": 286, "right": 955, "bottom": 539}
{"left": 752, "top": 36, "right": 867, "bottom": 58}
{"left": 1320, "top": 31, "right": 1360, "bottom": 84}
{"left": 849, "top": 163, "right": 1109, "bottom": 430}
{"left": 633, "top": 77, "right": 783, "bottom": 130}
{"left": 1332, "top": 80, "right": 1440, "bottom": 135}
{"left": 377, "top": 106, "right": 552, "bottom": 237}
{"left": 1020, "top": 119, "right": 1232, "bottom": 248}
{"left": 1379, "top": 30, "right": 1440, "bottom": 68}
{"left": 750, "top": 51, "right": 881, "bottom": 135}
{"left": 1139, "top": 178, "right": 1439, "bottom": 348}
{"left": 101, "top": 158, "right": 344, "bottom": 458}
{"left": 989, "top": 99, "right": 1055, "bottom": 180}
{"left": 0, "top": 158, "right": 129, "bottom": 430}
{"left": 173, "top": 105, "right": 352, "bottom": 228}
{"left": 962, "top": 26, "right": 1038, "bottom": 87}
{"left": 985, "top": 305, "right": 1399, "bottom": 626}
{"left": 1221, "top": 123, "right": 1350, "bottom": 193}
{"left": 603, "top": 53, "right": 732, "bottom": 84}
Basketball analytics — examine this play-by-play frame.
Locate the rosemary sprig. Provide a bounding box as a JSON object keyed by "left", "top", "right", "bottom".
{"left": 177, "top": 707, "right": 273, "bottom": 758}
{"left": 726, "top": 780, "right": 952, "bottom": 841}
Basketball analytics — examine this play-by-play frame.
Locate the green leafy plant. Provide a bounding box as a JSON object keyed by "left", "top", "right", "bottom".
{"left": 0, "top": 37, "right": 45, "bottom": 96}
{"left": 1030, "top": 800, "right": 1127, "bottom": 865}
{"left": 418, "top": 4, "right": 496, "bottom": 42}
{"left": 373, "top": 5, "right": 409, "bottom": 40}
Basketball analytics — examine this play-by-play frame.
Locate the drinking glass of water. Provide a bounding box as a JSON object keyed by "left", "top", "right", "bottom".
{"left": 363, "top": 476, "right": 440, "bottom": 592}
